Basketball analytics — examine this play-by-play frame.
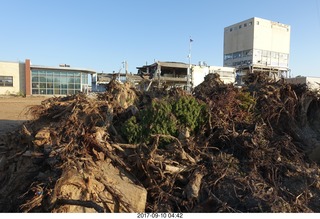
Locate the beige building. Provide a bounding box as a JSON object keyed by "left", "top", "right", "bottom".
{"left": 224, "top": 17, "right": 291, "bottom": 84}
{"left": 0, "top": 61, "right": 26, "bottom": 95}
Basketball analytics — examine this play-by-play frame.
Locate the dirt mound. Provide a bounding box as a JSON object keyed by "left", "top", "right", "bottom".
{"left": 1, "top": 75, "right": 320, "bottom": 212}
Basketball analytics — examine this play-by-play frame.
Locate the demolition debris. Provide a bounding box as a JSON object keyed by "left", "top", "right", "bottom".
{"left": 1, "top": 75, "right": 320, "bottom": 212}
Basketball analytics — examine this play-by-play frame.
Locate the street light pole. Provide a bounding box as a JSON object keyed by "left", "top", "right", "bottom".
{"left": 187, "top": 37, "right": 193, "bottom": 91}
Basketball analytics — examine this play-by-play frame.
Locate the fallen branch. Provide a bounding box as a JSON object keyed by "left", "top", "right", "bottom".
{"left": 112, "top": 143, "right": 139, "bottom": 149}
{"left": 55, "top": 199, "right": 106, "bottom": 213}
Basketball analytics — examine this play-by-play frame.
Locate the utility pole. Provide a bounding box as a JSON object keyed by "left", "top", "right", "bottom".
{"left": 124, "top": 60, "right": 128, "bottom": 74}
{"left": 187, "top": 37, "right": 193, "bottom": 91}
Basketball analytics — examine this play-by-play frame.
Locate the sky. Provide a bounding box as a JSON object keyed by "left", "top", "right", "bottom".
{"left": 1, "top": 0, "right": 320, "bottom": 77}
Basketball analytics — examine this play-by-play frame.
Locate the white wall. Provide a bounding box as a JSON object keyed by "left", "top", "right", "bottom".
{"left": 253, "top": 18, "right": 290, "bottom": 67}
{"left": 253, "top": 18, "right": 290, "bottom": 54}
{"left": 285, "top": 77, "right": 320, "bottom": 91}
{"left": 192, "top": 65, "right": 235, "bottom": 87}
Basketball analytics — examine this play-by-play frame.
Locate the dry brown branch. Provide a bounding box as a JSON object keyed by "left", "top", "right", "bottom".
{"left": 113, "top": 143, "right": 139, "bottom": 149}
{"left": 7, "top": 146, "right": 28, "bottom": 161}
{"left": 55, "top": 199, "right": 105, "bottom": 213}
{"left": 19, "top": 183, "right": 44, "bottom": 212}
{"left": 150, "top": 134, "right": 196, "bottom": 164}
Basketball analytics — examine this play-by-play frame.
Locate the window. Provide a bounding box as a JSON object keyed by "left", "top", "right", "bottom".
{"left": 262, "top": 50, "right": 270, "bottom": 57}
{"left": 271, "top": 52, "right": 279, "bottom": 59}
{"left": 239, "top": 25, "right": 242, "bottom": 29}
{"left": 244, "top": 23, "right": 247, "bottom": 27}
{"left": 233, "top": 51, "right": 242, "bottom": 59}
{"left": 243, "top": 50, "right": 253, "bottom": 57}
{"left": 224, "top": 53, "right": 233, "bottom": 60}
{"left": 230, "top": 28, "right": 233, "bottom": 32}
{"left": 0, "top": 76, "right": 13, "bottom": 87}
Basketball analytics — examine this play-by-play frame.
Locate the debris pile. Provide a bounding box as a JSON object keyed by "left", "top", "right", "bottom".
{"left": 1, "top": 75, "right": 320, "bottom": 212}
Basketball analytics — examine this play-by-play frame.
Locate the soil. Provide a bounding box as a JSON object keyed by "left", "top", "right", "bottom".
{"left": 0, "top": 96, "right": 48, "bottom": 135}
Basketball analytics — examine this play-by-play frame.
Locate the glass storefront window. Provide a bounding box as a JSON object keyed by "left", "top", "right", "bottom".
{"left": 82, "top": 74, "right": 88, "bottom": 84}
{"left": 32, "top": 76, "right": 39, "bottom": 82}
{"left": 31, "top": 69, "right": 91, "bottom": 95}
{"left": 47, "top": 83, "right": 53, "bottom": 89}
{"left": 40, "top": 77, "right": 46, "bottom": 83}
{"left": 75, "top": 77, "right": 80, "bottom": 83}
{"left": 68, "top": 78, "right": 75, "bottom": 83}
{"left": 54, "top": 88, "right": 60, "bottom": 95}
{"left": 60, "top": 77, "right": 67, "bottom": 84}
{"left": 54, "top": 83, "right": 60, "bottom": 88}
{"left": 32, "top": 83, "right": 39, "bottom": 88}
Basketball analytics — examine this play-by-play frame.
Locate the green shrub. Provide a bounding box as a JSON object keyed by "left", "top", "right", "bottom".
{"left": 142, "top": 98, "right": 178, "bottom": 136}
{"left": 122, "top": 96, "right": 208, "bottom": 144}
{"left": 121, "top": 116, "right": 142, "bottom": 144}
{"left": 172, "top": 95, "right": 208, "bottom": 132}
{"left": 236, "top": 91, "right": 255, "bottom": 111}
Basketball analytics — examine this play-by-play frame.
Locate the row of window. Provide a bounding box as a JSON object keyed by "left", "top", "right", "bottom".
{"left": 32, "top": 82, "right": 81, "bottom": 89}
{"left": 225, "top": 60, "right": 253, "bottom": 67}
{"left": 254, "top": 50, "right": 289, "bottom": 60}
{"left": 0, "top": 76, "right": 13, "bottom": 87}
{"left": 228, "top": 21, "right": 289, "bottom": 32}
{"left": 226, "top": 59, "right": 288, "bottom": 68}
{"left": 32, "top": 88, "right": 81, "bottom": 95}
{"left": 224, "top": 50, "right": 289, "bottom": 61}
{"left": 32, "top": 71, "right": 87, "bottom": 83}
{"left": 224, "top": 50, "right": 253, "bottom": 60}
{"left": 31, "top": 69, "right": 89, "bottom": 95}
{"left": 229, "top": 21, "right": 254, "bottom": 32}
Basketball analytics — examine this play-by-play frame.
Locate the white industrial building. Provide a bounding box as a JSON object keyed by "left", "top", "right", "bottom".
{"left": 192, "top": 65, "right": 235, "bottom": 87}
{"left": 224, "top": 17, "right": 291, "bottom": 84}
{"left": 285, "top": 77, "right": 320, "bottom": 91}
